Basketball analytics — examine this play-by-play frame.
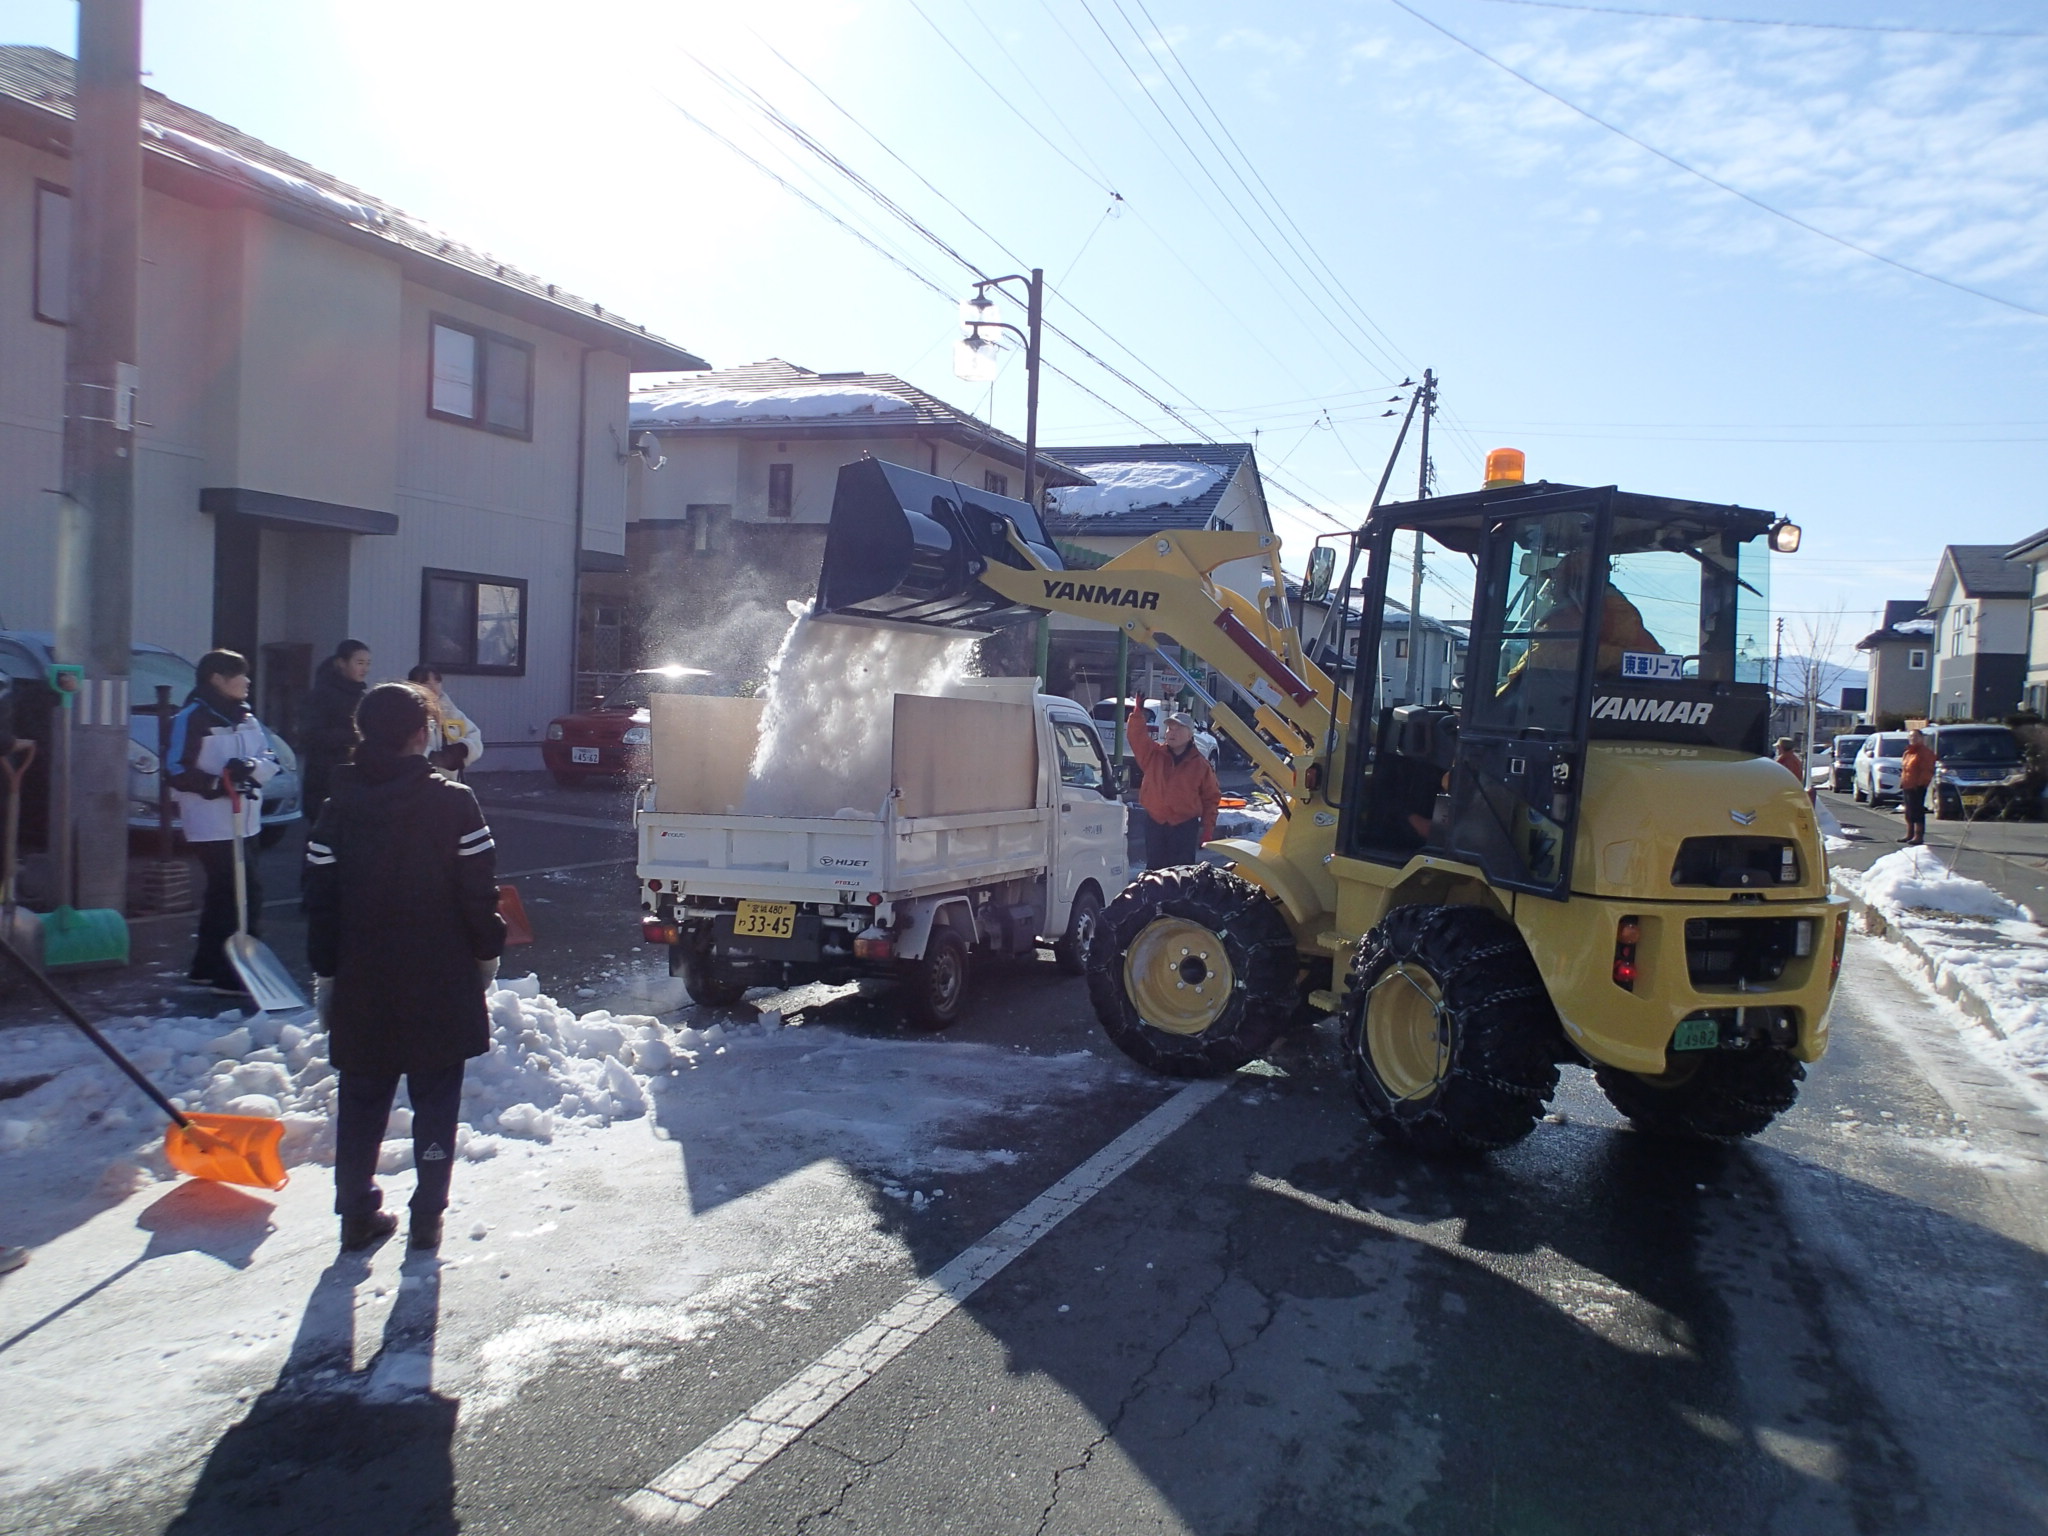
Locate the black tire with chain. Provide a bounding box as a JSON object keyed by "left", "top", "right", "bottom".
{"left": 1086, "top": 864, "right": 1297, "bottom": 1076}
{"left": 1342, "top": 903, "right": 1563, "bottom": 1155}
{"left": 1593, "top": 1051, "right": 1805, "bottom": 1140}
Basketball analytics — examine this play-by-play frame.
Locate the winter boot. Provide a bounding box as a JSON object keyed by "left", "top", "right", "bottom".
{"left": 340, "top": 1211, "right": 399, "bottom": 1251}
{"left": 409, "top": 1212, "right": 444, "bottom": 1250}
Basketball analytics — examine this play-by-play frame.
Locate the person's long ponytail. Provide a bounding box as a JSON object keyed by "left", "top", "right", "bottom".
{"left": 352, "top": 682, "right": 431, "bottom": 771}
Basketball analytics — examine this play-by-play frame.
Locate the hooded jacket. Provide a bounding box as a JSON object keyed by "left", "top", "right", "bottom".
{"left": 304, "top": 753, "right": 506, "bottom": 1076}
{"left": 165, "top": 685, "right": 279, "bottom": 843}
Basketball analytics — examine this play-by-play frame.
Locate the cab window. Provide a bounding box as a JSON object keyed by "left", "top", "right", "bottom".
{"left": 1053, "top": 719, "right": 1110, "bottom": 792}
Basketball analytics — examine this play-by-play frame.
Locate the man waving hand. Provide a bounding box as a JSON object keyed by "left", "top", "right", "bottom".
{"left": 1128, "top": 706, "right": 1221, "bottom": 870}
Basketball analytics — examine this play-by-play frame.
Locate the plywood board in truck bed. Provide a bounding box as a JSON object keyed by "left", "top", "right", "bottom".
{"left": 891, "top": 694, "right": 1037, "bottom": 818}
{"left": 650, "top": 695, "right": 766, "bottom": 814}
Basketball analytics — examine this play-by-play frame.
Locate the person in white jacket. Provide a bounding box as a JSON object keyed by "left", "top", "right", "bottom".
{"left": 166, "top": 650, "right": 281, "bottom": 994}
{"left": 406, "top": 666, "right": 484, "bottom": 777}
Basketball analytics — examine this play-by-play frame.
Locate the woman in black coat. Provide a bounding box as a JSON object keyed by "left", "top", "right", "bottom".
{"left": 305, "top": 682, "right": 506, "bottom": 1251}
{"left": 297, "top": 639, "right": 371, "bottom": 826}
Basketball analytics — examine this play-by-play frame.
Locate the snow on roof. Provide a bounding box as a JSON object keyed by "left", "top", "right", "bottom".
{"left": 1892, "top": 617, "right": 1936, "bottom": 635}
{"left": 1047, "top": 460, "right": 1224, "bottom": 519}
{"left": 144, "top": 120, "right": 384, "bottom": 229}
{"left": 631, "top": 382, "right": 914, "bottom": 427}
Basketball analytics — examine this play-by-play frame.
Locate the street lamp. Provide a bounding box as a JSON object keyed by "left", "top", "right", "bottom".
{"left": 953, "top": 269, "right": 1043, "bottom": 508}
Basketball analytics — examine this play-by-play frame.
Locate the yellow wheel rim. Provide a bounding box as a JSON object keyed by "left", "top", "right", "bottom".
{"left": 1124, "top": 916, "right": 1236, "bottom": 1036}
{"left": 1366, "top": 964, "right": 1450, "bottom": 1102}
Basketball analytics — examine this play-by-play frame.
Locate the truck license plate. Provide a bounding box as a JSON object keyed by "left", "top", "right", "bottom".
{"left": 1672, "top": 1017, "right": 1720, "bottom": 1052}
{"left": 732, "top": 900, "right": 797, "bottom": 939}
{"left": 571, "top": 746, "right": 600, "bottom": 764}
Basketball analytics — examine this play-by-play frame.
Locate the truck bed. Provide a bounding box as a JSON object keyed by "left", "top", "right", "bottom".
{"left": 637, "top": 803, "right": 1052, "bottom": 904}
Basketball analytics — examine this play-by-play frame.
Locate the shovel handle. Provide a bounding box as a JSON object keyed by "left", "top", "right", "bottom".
{"left": 0, "top": 930, "right": 194, "bottom": 1130}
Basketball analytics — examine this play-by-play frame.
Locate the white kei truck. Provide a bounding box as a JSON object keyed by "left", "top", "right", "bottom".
{"left": 634, "top": 681, "right": 1128, "bottom": 1027}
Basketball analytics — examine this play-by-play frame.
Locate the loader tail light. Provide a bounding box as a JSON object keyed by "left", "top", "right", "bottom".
{"left": 641, "top": 914, "right": 680, "bottom": 946}
{"left": 855, "top": 936, "right": 895, "bottom": 960}
{"left": 1829, "top": 911, "right": 1848, "bottom": 988}
{"left": 1613, "top": 915, "right": 1640, "bottom": 991}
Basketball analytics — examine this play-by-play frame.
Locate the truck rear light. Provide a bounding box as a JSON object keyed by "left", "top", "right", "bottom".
{"left": 1829, "top": 911, "right": 1848, "bottom": 987}
{"left": 1613, "top": 915, "right": 1640, "bottom": 991}
{"left": 855, "top": 936, "right": 894, "bottom": 960}
{"left": 641, "top": 914, "right": 680, "bottom": 946}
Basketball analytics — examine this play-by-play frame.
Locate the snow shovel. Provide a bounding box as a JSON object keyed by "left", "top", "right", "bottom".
{"left": 0, "top": 931, "right": 288, "bottom": 1190}
{"left": 0, "top": 741, "right": 42, "bottom": 980}
{"left": 38, "top": 673, "right": 130, "bottom": 970}
{"left": 222, "top": 775, "right": 305, "bottom": 1012}
{"left": 498, "top": 883, "right": 534, "bottom": 946}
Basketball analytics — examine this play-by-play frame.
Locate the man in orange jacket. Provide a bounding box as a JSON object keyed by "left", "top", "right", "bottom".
{"left": 1128, "top": 706, "right": 1221, "bottom": 869}
{"left": 1899, "top": 728, "right": 1935, "bottom": 846}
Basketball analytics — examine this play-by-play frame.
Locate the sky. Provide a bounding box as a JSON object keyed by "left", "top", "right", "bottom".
{"left": 11, "top": 0, "right": 2048, "bottom": 670}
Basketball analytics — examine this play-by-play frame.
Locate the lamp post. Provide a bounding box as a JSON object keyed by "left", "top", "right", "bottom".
{"left": 955, "top": 269, "right": 1046, "bottom": 684}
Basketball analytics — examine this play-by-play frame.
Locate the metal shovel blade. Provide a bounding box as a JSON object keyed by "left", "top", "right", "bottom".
{"left": 225, "top": 932, "right": 307, "bottom": 1012}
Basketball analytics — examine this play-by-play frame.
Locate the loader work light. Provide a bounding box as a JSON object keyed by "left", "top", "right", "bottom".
{"left": 1483, "top": 447, "right": 1526, "bottom": 487}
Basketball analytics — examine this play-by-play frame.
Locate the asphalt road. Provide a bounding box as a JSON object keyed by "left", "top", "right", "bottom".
{"left": 22, "top": 942, "right": 2047, "bottom": 1535}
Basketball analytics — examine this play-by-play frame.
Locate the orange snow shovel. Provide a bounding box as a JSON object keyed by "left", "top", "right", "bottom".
{"left": 0, "top": 932, "right": 288, "bottom": 1190}
{"left": 498, "top": 884, "right": 534, "bottom": 946}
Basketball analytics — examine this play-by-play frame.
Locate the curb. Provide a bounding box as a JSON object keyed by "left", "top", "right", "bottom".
{"left": 1833, "top": 873, "right": 2008, "bottom": 1041}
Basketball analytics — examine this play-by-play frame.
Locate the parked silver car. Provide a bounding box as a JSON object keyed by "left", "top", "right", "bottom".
{"left": 0, "top": 632, "right": 302, "bottom": 836}
{"left": 1852, "top": 731, "right": 1909, "bottom": 806}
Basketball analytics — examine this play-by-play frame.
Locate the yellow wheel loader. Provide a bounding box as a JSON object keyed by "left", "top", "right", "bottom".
{"left": 815, "top": 454, "right": 1846, "bottom": 1152}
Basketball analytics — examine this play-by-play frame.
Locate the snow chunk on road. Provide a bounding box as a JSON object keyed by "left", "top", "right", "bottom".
{"left": 1853, "top": 847, "right": 2025, "bottom": 922}
{"left": 1050, "top": 460, "right": 1224, "bottom": 518}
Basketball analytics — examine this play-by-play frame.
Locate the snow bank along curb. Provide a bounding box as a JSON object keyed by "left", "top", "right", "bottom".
{"left": 1833, "top": 846, "right": 2044, "bottom": 1047}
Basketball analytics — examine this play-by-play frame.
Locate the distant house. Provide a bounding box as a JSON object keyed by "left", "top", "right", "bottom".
{"left": 0, "top": 46, "right": 700, "bottom": 767}
{"left": 1853, "top": 599, "right": 1935, "bottom": 725}
{"left": 1924, "top": 545, "right": 2028, "bottom": 720}
{"left": 1295, "top": 588, "right": 1466, "bottom": 709}
{"left": 2002, "top": 526, "right": 2048, "bottom": 715}
{"left": 619, "top": 359, "right": 1089, "bottom": 689}
{"left": 1036, "top": 444, "right": 1272, "bottom": 707}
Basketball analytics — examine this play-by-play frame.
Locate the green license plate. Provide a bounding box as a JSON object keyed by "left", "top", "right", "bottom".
{"left": 1672, "top": 1017, "right": 1721, "bottom": 1052}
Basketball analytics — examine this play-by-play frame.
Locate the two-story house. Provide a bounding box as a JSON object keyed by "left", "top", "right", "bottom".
{"left": 619, "top": 359, "right": 1089, "bottom": 691}
{"left": 1036, "top": 443, "right": 1273, "bottom": 707}
{"left": 2001, "top": 526, "right": 2048, "bottom": 715}
{"left": 0, "top": 46, "right": 701, "bottom": 768}
{"left": 1924, "top": 545, "right": 2028, "bottom": 720}
{"left": 1853, "top": 599, "right": 1935, "bottom": 725}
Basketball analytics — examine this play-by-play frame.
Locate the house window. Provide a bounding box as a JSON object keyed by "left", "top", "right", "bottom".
{"left": 1909, "top": 648, "right": 1927, "bottom": 671}
{"left": 686, "top": 504, "right": 730, "bottom": 554}
{"left": 768, "top": 463, "right": 793, "bottom": 518}
{"left": 428, "top": 318, "right": 533, "bottom": 438}
{"left": 34, "top": 182, "right": 69, "bottom": 324}
{"left": 984, "top": 470, "right": 1009, "bottom": 497}
{"left": 1394, "top": 638, "right": 1408, "bottom": 659}
{"left": 421, "top": 568, "right": 528, "bottom": 675}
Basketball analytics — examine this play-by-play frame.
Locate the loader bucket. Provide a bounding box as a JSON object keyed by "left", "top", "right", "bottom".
{"left": 815, "top": 457, "right": 1063, "bottom": 633}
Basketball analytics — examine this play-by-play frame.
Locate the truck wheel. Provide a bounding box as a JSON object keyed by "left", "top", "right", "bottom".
{"left": 1087, "top": 864, "right": 1297, "bottom": 1077}
{"left": 1053, "top": 886, "right": 1102, "bottom": 976}
{"left": 680, "top": 951, "right": 748, "bottom": 1009}
{"left": 1342, "top": 904, "right": 1560, "bottom": 1155}
{"left": 1594, "top": 1051, "right": 1804, "bottom": 1140}
{"left": 904, "top": 925, "right": 970, "bottom": 1030}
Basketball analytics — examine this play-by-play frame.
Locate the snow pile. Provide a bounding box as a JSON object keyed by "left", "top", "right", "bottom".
{"left": 743, "top": 608, "right": 979, "bottom": 817}
{"left": 0, "top": 978, "right": 760, "bottom": 1174}
{"left": 1852, "top": 846, "right": 2024, "bottom": 922}
{"left": 1814, "top": 796, "right": 1854, "bottom": 854}
{"left": 1050, "top": 460, "right": 1224, "bottom": 519}
{"left": 1213, "top": 798, "right": 1284, "bottom": 840}
{"left": 631, "top": 382, "right": 912, "bottom": 426}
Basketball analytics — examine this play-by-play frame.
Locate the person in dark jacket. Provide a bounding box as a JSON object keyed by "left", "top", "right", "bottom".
{"left": 305, "top": 682, "right": 505, "bottom": 1251}
{"left": 297, "top": 639, "right": 371, "bottom": 825}
{"left": 166, "top": 651, "right": 281, "bottom": 994}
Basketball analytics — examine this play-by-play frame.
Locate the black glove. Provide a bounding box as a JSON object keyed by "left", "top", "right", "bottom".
{"left": 225, "top": 757, "right": 262, "bottom": 793}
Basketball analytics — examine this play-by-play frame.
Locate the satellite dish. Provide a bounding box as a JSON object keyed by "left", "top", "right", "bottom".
{"left": 632, "top": 431, "right": 667, "bottom": 471}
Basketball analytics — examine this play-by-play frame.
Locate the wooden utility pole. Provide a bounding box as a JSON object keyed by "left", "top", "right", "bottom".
{"left": 1403, "top": 370, "right": 1435, "bottom": 706}
{"left": 54, "top": 0, "right": 142, "bottom": 915}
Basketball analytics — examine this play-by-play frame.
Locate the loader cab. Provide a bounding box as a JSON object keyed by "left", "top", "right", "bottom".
{"left": 1337, "top": 483, "right": 1779, "bottom": 898}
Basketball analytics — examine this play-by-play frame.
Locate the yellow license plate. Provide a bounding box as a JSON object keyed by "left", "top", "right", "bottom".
{"left": 732, "top": 900, "right": 797, "bottom": 939}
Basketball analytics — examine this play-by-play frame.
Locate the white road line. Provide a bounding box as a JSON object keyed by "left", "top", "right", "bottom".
{"left": 623, "top": 1076, "right": 1232, "bottom": 1526}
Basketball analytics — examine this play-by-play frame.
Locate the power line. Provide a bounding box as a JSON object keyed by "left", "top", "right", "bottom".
{"left": 1387, "top": 0, "right": 2048, "bottom": 322}
{"left": 1475, "top": 0, "right": 2048, "bottom": 37}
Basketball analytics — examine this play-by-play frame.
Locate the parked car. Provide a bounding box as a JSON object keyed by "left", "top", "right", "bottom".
{"left": 1085, "top": 697, "right": 1217, "bottom": 779}
{"left": 1852, "top": 731, "right": 1909, "bottom": 805}
{"left": 0, "top": 632, "right": 302, "bottom": 839}
{"left": 543, "top": 666, "right": 731, "bottom": 786}
{"left": 1826, "top": 733, "right": 1868, "bottom": 793}
{"left": 1927, "top": 722, "right": 2031, "bottom": 821}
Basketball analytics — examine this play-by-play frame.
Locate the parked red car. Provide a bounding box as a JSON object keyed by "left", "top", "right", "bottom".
{"left": 542, "top": 667, "right": 729, "bottom": 786}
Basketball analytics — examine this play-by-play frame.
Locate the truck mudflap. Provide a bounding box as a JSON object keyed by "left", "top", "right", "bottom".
{"left": 815, "top": 458, "right": 1063, "bottom": 633}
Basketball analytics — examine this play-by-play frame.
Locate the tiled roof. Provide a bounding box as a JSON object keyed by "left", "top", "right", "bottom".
{"left": 1038, "top": 443, "right": 1257, "bottom": 535}
{"left": 0, "top": 46, "right": 702, "bottom": 371}
{"left": 629, "top": 359, "right": 1089, "bottom": 485}
{"left": 1938, "top": 544, "right": 2029, "bottom": 600}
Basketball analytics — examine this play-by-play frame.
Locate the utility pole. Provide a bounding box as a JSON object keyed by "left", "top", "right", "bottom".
{"left": 1403, "top": 370, "right": 1435, "bottom": 706}
{"left": 1772, "top": 616, "right": 1785, "bottom": 736}
{"left": 54, "top": 0, "right": 142, "bottom": 916}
